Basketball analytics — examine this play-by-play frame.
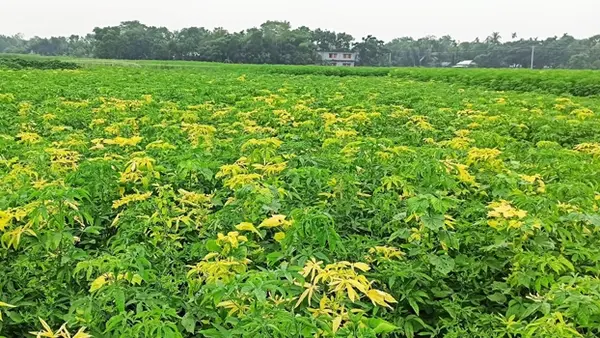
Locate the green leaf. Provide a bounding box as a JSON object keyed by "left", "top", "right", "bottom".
{"left": 106, "top": 315, "right": 124, "bottom": 332}
{"left": 421, "top": 212, "right": 444, "bottom": 231}
{"left": 367, "top": 318, "right": 398, "bottom": 334}
{"left": 521, "top": 303, "right": 541, "bottom": 319}
{"left": 115, "top": 289, "right": 125, "bottom": 313}
{"left": 266, "top": 251, "right": 284, "bottom": 266}
{"left": 408, "top": 298, "right": 420, "bottom": 315}
{"left": 429, "top": 255, "right": 455, "bottom": 275}
{"left": 83, "top": 226, "right": 103, "bottom": 235}
{"left": 5, "top": 310, "right": 23, "bottom": 323}
{"left": 205, "top": 239, "right": 220, "bottom": 252}
{"left": 49, "top": 232, "right": 62, "bottom": 250}
{"left": 487, "top": 293, "right": 507, "bottom": 303}
{"left": 181, "top": 313, "right": 196, "bottom": 333}
{"left": 404, "top": 320, "right": 414, "bottom": 338}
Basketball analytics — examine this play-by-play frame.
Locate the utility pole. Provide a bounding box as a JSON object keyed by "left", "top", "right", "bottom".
{"left": 530, "top": 46, "right": 535, "bottom": 69}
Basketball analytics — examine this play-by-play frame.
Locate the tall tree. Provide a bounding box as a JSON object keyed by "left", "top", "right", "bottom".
{"left": 353, "top": 35, "right": 387, "bottom": 66}
{"left": 486, "top": 32, "right": 502, "bottom": 45}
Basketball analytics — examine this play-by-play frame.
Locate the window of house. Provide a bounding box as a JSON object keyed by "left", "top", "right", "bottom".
{"left": 343, "top": 54, "right": 352, "bottom": 59}
{"left": 343, "top": 63, "right": 352, "bottom": 66}
{"left": 328, "top": 53, "right": 338, "bottom": 59}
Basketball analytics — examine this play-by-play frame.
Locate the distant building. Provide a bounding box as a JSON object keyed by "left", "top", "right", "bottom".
{"left": 453, "top": 60, "right": 477, "bottom": 68}
{"left": 318, "top": 51, "right": 358, "bottom": 67}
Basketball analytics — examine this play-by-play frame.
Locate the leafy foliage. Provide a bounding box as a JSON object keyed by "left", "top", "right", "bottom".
{"left": 3, "top": 22, "right": 600, "bottom": 69}
{"left": 1, "top": 64, "right": 600, "bottom": 337}
{"left": 390, "top": 68, "right": 600, "bottom": 97}
{"left": 0, "top": 56, "right": 80, "bottom": 70}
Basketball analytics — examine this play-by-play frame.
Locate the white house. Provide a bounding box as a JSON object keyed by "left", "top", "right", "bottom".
{"left": 453, "top": 60, "right": 477, "bottom": 68}
{"left": 318, "top": 51, "right": 358, "bottom": 67}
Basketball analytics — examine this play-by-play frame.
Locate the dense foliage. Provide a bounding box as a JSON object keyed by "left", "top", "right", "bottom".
{"left": 3, "top": 21, "right": 600, "bottom": 68}
{"left": 389, "top": 68, "right": 600, "bottom": 97}
{"left": 0, "top": 55, "right": 80, "bottom": 70}
{"left": 2, "top": 65, "right": 600, "bottom": 337}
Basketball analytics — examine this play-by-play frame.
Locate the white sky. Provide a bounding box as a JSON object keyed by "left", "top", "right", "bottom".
{"left": 1, "top": 0, "right": 598, "bottom": 42}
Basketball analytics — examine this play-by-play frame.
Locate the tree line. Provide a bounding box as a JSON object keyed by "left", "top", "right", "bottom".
{"left": 2, "top": 20, "right": 600, "bottom": 69}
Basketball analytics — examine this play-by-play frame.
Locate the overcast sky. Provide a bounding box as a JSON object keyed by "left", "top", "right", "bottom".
{"left": 1, "top": 0, "right": 598, "bottom": 42}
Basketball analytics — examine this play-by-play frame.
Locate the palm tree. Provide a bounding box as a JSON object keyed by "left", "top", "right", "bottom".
{"left": 486, "top": 32, "right": 502, "bottom": 45}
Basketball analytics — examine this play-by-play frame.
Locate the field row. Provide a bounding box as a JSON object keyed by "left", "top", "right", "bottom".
{"left": 3, "top": 54, "right": 600, "bottom": 97}
{"left": 1, "top": 66, "right": 600, "bottom": 337}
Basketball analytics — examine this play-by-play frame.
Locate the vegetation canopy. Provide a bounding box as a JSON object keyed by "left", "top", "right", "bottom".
{"left": 3, "top": 20, "right": 600, "bottom": 68}
{"left": 1, "top": 63, "right": 600, "bottom": 337}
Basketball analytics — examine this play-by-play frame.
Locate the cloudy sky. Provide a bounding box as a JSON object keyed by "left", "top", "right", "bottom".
{"left": 1, "top": 0, "right": 598, "bottom": 42}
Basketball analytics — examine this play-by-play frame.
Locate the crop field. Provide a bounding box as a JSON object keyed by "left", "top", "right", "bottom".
{"left": 1, "top": 64, "right": 600, "bottom": 337}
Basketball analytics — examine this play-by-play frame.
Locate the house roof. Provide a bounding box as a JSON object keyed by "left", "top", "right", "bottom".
{"left": 319, "top": 51, "right": 357, "bottom": 54}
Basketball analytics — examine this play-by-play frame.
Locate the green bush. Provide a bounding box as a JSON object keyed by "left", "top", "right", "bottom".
{"left": 254, "top": 64, "right": 391, "bottom": 77}
{"left": 0, "top": 56, "right": 80, "bottom": 70}
{"left": 389, "top": 68, "right": 600, "bottom": 97}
